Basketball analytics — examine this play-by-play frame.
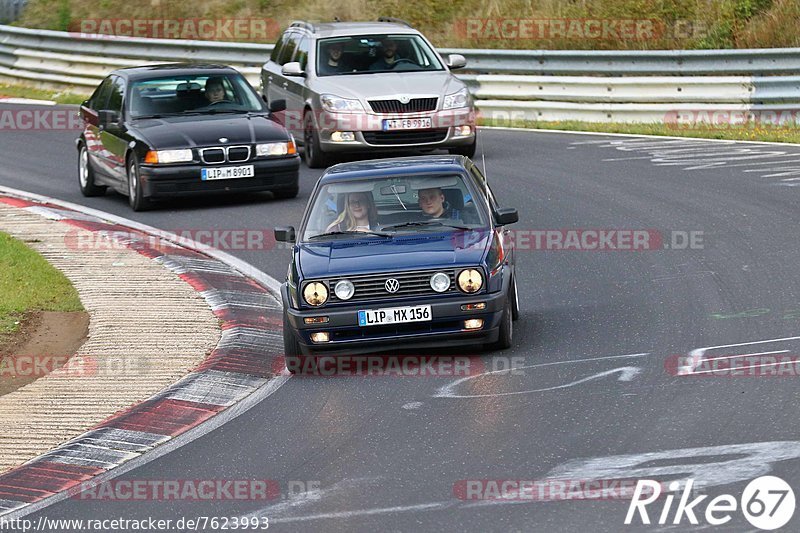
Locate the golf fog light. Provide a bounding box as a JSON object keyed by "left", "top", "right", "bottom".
{"left": 330, "top": 131, "right": 355, "bottom": 142}
{"left": 334, "top": 279, "right": 355, "bottom": 300}
{"left": 457, "top": 269, "right": 483, "bottom": 293}
{"left": 310, "top": 332, "right": 330, "bottom": 343}
{"left": 430, "top": 272, "right": 451, "bottom": 293}
{"left": 464, "top": 319, "right": 484, "bottom": 330}
{"left": 454, "top": 125, "right": 473, "bottom": 137}
{"left": 303, "top": 282, "right": 328, "bottom": 306}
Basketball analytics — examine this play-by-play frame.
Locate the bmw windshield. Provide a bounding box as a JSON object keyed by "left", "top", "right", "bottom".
{"left": 128, "top": 73, "right": 265, "bottom": 118}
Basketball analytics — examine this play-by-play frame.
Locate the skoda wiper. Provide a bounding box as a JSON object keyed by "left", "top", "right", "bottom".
{"left": 307, "top": 230, "right": 391, "bottom": 240}
{"left": 381, "top": 220, "right": 471, "bottom": 231}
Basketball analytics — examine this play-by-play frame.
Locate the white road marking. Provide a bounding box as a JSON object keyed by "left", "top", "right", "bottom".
{"left": 402, "top": 402, "right": 424, "bottom": 410}
{"left": 269, "top": 503, "right": 450, "bottom": 524}
{"left": 678, "top": 335, "right": 800, "bottom": 374}
{"left": 434, "top": 353, "right": 649, "bottom": 399}
{"left": 578, "top": 137, "right": 800, "bottom": 183}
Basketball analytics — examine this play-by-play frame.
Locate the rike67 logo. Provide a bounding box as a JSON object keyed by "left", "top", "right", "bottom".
{"left": 626, "top": 476, "right": 795, "bottom": 530}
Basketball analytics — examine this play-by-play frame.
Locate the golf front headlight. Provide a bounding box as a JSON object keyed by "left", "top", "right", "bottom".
{"left": 303, "top": 282, "right": 328, "bottom": 306}
{"left": 457, "top": 269, "right": 483, "bottom": 293}
{"left": 334, "top": 279, "right": 354, "bottom": 300}
{"left": 430, "top": 272, "right": 451, "bottom": 293}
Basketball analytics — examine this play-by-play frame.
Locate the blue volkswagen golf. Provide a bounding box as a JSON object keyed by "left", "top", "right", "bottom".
{"left": 275, "top": 155, "right": 519, "bottom": 371}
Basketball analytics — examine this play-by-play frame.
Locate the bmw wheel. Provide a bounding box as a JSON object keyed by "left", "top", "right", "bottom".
{"left": 127, "top": 154, "right": 152, "bottom": 212}
{"left": 78, "top": 143, "right": 107, "bottom": 197}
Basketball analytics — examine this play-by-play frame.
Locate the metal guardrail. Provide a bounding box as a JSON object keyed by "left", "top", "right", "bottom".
{"left": 0, "top": 0, "right": 26, "bottom": 24}
{"left": 2, "top": 24, "right": 800, "bottom": 123}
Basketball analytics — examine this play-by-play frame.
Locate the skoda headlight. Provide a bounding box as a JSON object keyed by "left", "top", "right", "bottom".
{"left": 430, "top": 272, "right": 451, "bottom": 293}
{"left": 320, "top": 94, "right": 364, "bottom": 113}
{"left": 457, "top": 269, "right": 483, "bottom": 293}
{"left": 334, "top": 279, "right": 355, "bottom": 300}
{"left": 443, "top": 88, "right": 469, "bottom": 110}
{"left": 303, "top": 282, "right": 328, "bottom": 306}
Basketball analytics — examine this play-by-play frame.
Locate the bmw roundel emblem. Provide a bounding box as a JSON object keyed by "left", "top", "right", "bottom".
{"left": 385, "top": 278, "right": 400, "bottom": 293}
{"left": 219, "top": 137, "right": 229, "bottom": 143}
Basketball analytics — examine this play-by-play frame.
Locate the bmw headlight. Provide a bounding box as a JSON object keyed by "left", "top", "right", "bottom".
{"left": 144, "top": 149, "right": 193, "bottom": 164}
{"left": 256, "top": 140, "right": 296, "bottom": 157}
{"left": 334, "top": 279, "right": 354, "bottom": 300}
{"left": 303, "top": 282, "right": 328, "bottom": 306}
{"left": 320, "top": 94, "right": 364, "bottom": 113}
{"left": 430, "top": 272, "right": 451, "bottom": 293}
{"left": 443, "top": 88, "right": 469, "bottom": 110}
{"left": 457, "top": 269, "right": 483, "bottom": 293}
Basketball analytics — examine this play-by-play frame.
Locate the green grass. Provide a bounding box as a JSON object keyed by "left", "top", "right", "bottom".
{"left": 0, "top": 84, "right": 86, "bottom": 105}
{"left": 478, "top": 118, "right": 800, "bottom": 144}
{"left": 0, "top": 231, "right": 83, "bottom": 342}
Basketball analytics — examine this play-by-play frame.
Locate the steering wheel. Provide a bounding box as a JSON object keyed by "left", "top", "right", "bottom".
{"left": 208, "top": 99, "right": 233, "bottom": 106}
{"left": 391, "top": 59, "right": 417, "bottom": 68}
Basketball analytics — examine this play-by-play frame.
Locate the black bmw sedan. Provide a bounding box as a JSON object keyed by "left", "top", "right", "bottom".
{"left": 77, "top": 64, "right": 300, "bottom": 211}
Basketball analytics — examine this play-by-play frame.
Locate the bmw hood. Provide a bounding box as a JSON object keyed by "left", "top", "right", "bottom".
{"left": 297, "top": 230, "right": 491, "bottom": 280}
{"left": 308, "top": 71, "right": 467, "bottom": 105}
{"left": 131, "top": 113, "right": 290, "bottom": 150}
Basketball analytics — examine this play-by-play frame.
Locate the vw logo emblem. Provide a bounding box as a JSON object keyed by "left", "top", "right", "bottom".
{"left": 219, "top": 137, "right": 229, "bottom": 143}
{"left": 399, "top": 96, "right": 410, "bottom": 104}
{"left": 385, "top": 278, "right": 400, "bottom": 293}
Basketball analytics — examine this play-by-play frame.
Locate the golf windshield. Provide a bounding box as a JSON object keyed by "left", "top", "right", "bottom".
{"left": 301, "top": 173, "right": 487, "bottom": 240}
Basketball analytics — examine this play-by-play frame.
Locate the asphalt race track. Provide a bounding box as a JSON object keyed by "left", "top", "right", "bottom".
{"left": 2, "top": 103, "right": 800, "bottom": 532}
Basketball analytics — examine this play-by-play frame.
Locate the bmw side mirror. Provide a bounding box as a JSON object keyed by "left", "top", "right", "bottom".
{"left": 274, "top": 226, "right": 296, "bottom": 242}
{"left": 447, "top": 54, "right": 467, "bottom": 70}
{"left": 269, "top": 99, "right": 286, "bottom": 113}
{"left": 281, "top": 62, "right": 305, "bottom": 77}
{"left": 494, "top": 207, "right": 518, "bottom": 226}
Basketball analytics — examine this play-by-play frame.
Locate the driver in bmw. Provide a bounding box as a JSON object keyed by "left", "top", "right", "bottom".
{"left": 204, "top": 77, "right": 226, "bottom": 103}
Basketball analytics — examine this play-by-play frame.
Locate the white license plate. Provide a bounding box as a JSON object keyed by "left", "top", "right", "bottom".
{"left": 201, "top": 165, "right": 255, "bottom": 181}
{"left": 358, "top": 305, "right": 432, "bottom": 326}
{"left": 382, "top": 117, "right": 433, "bottom": 131}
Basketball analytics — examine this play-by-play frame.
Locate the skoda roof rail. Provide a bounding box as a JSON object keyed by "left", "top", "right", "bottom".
{"left": 377, "top": 17, "right": 412, "bottom": 27}
{"left": 289, "top": 21, "right": 316, "bottom": 33}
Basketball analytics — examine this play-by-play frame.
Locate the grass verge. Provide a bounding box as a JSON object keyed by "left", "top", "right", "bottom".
{"left": 0, "top": 231, "right": 83, "bottom": 344}
{"left": 478, "top": 118, "right": 800, "bottom": 144}
{"left": 0, "top": 83, "right": 86, "bottom": 105}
